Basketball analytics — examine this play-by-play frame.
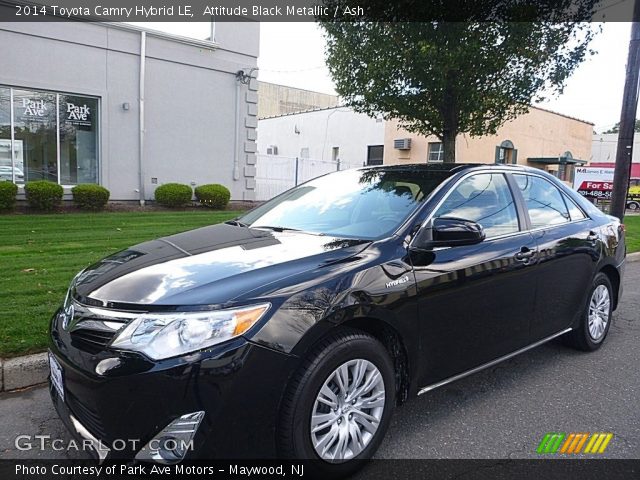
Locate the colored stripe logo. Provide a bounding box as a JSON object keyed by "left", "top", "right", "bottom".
{"left": 537, "top": 433, "right": 613, "bottom": 454}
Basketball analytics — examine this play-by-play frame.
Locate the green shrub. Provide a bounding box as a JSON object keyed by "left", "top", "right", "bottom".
{"left": 194, "top": 184, "right": 231, "bottom": 209}
{"left": 24, "top": 180, "right": 64, "bottom": 211}
{"left": 0, "top": 181, "right": 18, "bottom": 211}
{"left": 154, "top": 183, "right": 193, "bottom": 208}
{"left": 71, "top": 184, "right": 110, "bottom": 211}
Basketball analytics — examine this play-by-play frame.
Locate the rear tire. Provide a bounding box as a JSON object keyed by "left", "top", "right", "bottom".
{"left": 278, "top": 328, "right": 395, "bottom": 477}
{"left": 565, "top": 272, "right": 613, "bottom": 351}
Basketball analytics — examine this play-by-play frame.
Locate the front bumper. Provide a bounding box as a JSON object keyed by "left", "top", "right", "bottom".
{"left": 49, "top": 314, "right": 298, "bottom": 460}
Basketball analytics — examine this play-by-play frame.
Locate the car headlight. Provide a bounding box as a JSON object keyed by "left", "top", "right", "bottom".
{"left": 110, "top": 303, "right": 270, "bottom": 360}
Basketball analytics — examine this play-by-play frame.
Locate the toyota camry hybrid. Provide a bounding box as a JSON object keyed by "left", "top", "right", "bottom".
{"left": 49, "top": 164, "right": 625, "bottom": 475}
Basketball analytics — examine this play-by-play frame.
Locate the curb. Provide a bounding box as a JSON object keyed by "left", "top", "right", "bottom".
{"left": 0, "top": 252, "right": 639, "bottom": 393}
{"left": 1, "top": 352, "right": 48, "bottom": 392}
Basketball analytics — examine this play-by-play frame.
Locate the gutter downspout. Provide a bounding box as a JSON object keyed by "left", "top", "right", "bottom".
{"left": 233, "top": 75, "right": 241, "bottom": 181}
{"left": 139, "top": 31, "right": 146, "bottom": 205}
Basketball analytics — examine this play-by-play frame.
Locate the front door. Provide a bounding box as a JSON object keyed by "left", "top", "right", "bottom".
{"left": 411, "top": 172, "right": 538, "bottom": 386}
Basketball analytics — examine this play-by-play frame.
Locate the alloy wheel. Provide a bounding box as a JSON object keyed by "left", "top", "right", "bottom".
{"left": 310, "top": 358, "right": 385, "bottom": 462}
{"left": 588, "top": 284, "right": 611, "bottom": 341}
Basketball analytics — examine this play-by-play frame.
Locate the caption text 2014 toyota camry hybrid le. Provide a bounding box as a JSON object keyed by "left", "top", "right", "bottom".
{"left": 48, "top": 164, "right": 625, "bottom": 476}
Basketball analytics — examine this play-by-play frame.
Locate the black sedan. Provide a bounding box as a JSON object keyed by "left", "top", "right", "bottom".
{"left": 49, "top": 164, "right": 625, "bottom": 476}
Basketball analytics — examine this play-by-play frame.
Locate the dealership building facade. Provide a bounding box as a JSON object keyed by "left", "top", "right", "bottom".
{"left": 0, "top": 18, "right": 260, "bottom": 201}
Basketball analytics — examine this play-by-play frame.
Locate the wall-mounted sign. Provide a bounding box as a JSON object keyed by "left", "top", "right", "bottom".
{"left": 573, "top": 167, "right": 615, "bottom": 200}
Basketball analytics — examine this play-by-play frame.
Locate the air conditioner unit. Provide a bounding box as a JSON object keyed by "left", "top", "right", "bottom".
{"left": 266, "top": 145, "right": 278, "bottom": 155}
{"left": 394, "top": 138, "right": 411, "bottom": 150}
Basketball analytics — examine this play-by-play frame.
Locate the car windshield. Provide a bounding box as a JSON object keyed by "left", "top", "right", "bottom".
{"left": 239, "top": 168, "right": 452, "bottom": 240}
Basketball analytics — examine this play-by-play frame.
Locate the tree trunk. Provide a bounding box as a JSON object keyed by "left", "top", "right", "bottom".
{"left": 442, "top": 131, "right": 456, "bottom": 163}
{"left": 442, "top": 85, "right": 458, "bottom": 163}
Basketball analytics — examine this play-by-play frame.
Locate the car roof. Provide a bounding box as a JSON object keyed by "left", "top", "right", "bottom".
{"left": 356, "top": 163, "right": 532, "bottom": 174}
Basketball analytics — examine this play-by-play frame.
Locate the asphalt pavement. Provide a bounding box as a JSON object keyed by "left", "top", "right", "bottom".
{"left": 1, "top": 262, "right": 638, "bottom": 461}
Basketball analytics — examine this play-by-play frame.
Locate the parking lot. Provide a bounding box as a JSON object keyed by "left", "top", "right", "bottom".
{"left": 0, "top": 262, "right": 638, "bottom": 462}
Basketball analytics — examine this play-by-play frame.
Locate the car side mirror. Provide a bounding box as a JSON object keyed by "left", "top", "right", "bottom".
{"left": 412, "top": 217, "right": 485, "bottom": 249}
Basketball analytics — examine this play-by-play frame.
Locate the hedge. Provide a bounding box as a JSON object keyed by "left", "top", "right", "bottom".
{"left": 0, "top": 181, "right": 18, "bottom": 211}
{"left": 24, "top": 180, "right": 64, "bottom": 211}
{"left": 72, "top": 184, "right": 110, "bottom": 211}
{"left": 154, "top": 183, "right": 193, "bottom": 208}
{"left": 194, "top": 184, "right": 231, "bottom": 209}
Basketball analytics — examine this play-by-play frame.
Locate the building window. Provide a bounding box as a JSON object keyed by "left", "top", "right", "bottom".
{"left": 0, "top": 87, "right": 13, "bottom": 182}
{"left": 59, "top": 95, "right": 99, "bottom": 184}
{"left": 427, "top": 142, "right": 444, "bottom": 163}
{"left": 367, "top": 145, "right": 384, "bottom": 166}
{"left": 0, "top": 85, "right": 99, "bottom": 185}
{"left": 332, "top": 146, "right": 340, "bottom": 162}
{"left": 495, "top": 139, "right": 517, "bottom": 165}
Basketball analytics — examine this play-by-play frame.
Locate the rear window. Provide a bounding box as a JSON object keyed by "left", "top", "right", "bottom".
{"left": 514, "top": 174, "right": 570, "bottom": 229}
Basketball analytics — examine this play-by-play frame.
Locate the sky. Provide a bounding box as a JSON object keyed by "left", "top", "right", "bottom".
{"left": 258, "top": 22, "right": 631, "bottom": 133}
{"left": 140, "top": 21, "right": 633, "bottom": 133}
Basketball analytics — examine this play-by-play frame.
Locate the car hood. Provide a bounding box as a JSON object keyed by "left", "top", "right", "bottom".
{"left": 73, "top": 223, "right": 370, "bottom": 307}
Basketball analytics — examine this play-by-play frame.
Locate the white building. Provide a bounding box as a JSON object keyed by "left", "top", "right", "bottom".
{"left": 257, "top": 107, "right": 385, "bottom": 167}
{"left": 254, "top": 106, "right": 385, "bottom": 200}
{"left": 591, "top": 133, "right": 640, "bottom": 179}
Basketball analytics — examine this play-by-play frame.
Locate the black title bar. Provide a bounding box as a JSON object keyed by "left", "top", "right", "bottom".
{"left": 0, "top": 0, "right": 636, "bottom": 22}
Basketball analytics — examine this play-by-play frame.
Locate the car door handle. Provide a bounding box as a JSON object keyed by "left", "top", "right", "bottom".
{"left": 587, "top": 231, "right": 599, "bottom": 242}
{"left": 514, "top": 247, "right": 536, "bottom": 262}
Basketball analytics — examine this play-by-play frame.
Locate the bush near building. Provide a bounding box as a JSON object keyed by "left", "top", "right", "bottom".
{"left": 0, "top": 181, "right": 18, "bottom": 211}
{"left": 24, "top": 181, "right": 64, "bottom": 211}
{"left": 195, "top": 184, "right": 231, "bottom": 209}
{"left": 154, "top": 183, "right": 193, "bottom": 208}
{"left": 71, "top": 184, "right": 110, "bottom": 211}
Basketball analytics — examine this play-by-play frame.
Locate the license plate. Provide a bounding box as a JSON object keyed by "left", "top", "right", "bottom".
{"left": 49, "top": 352, "right": 65, "bottom": 402}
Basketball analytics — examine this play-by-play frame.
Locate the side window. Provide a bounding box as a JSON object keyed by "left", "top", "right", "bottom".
{"left": 562, "top": 193, "right": 586, "bottom": 221}
{"left": 435, "top": 173, "right": 519, "bottom": 238}
{"left": 514, "top": 174, "right": 570, "bottom": 228}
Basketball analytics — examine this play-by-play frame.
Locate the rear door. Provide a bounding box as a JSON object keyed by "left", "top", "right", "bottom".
{"left": 512, "top": 173, "right": 598, "bottom": 341}
{"left": 412, "top": 172, "right": 539, "bottom": 386}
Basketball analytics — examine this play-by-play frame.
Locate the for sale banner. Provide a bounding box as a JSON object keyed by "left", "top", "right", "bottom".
{"left": 573, "top": 167, "right": 615, "bottom": 200}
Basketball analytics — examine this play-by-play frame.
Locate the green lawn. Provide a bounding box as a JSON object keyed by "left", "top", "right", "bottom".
{"left": 0, "top": 211, "right": 240, "bottom": 357}
{"left": 0, "top": 211, "right": 638, "bottom": 358}
{"left": 626, "top": 215, "right": 640, "bottom": 254}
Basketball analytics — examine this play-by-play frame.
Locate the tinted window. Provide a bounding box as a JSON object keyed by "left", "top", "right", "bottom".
{"left": 563, "top": 193, "right": 586, "bottom": 221}
{"left": 435, "top": 173, "right": 519, "bottom": 238}
{"left": 240, "top": 168, "right": 452, "bottom": 240}
{"left": 514, "top": 174, "right": 570, "bottom": 228}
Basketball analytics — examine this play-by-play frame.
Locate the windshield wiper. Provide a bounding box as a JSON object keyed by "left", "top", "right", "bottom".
{"left": 225, "top": 220, "right": 249, "bottom": 227}
{"left": 253, "top": 226, "right": 324, "bottom": 235}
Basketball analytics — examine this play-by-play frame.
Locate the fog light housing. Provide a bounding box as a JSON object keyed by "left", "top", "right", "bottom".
{"left": 135, "top": 411, "right": 204, "bottom": 464}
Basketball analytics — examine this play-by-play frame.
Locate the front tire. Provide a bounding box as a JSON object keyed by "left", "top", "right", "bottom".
{"left": 566, "top": 272, "right": 613, "bottom": 351}
{"left": 278, "top": 329, "right": 395, "bottom": 477}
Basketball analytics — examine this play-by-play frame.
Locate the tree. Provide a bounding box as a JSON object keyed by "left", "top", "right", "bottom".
{"left": 320, "top": 20, "right": 597, "bottom": 162}
{"left": 603, "top": 120, "right": 640, "bottom": 134}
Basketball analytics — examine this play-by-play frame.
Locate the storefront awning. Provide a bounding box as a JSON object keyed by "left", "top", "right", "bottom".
{"left": 528, "top": 156, "right": 586, "bottom": 165}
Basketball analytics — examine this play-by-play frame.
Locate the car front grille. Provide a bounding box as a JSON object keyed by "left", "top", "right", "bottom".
{"left": 63, "top": 300, "right": 138, "bottom": 355}
{"left": 70, "top": 329, "right": 119, "bottom": 355}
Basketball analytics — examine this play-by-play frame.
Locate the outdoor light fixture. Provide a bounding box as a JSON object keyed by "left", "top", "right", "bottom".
{"left": 122, "top": 102, "right": 130, "bottom": 111}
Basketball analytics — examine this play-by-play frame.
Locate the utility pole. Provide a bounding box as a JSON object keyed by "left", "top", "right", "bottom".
{"left": 611, "top": 2, "right": 640, "bottom": 220}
